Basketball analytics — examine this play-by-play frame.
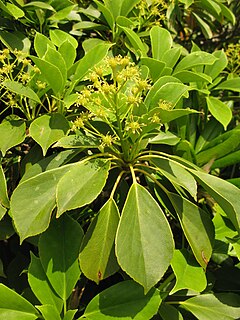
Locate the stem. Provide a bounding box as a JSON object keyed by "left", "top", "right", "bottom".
{"left": 134, "top": 168, "right": 169, "bottom": 194}
{"left": 130, "top": 165, "right": 137, "bottom": 184}
{"left": 158, "top": 273, "right": 175, "bottom": 291}
{"left": 110, "top": 171, "right": 125, "bottom": 198}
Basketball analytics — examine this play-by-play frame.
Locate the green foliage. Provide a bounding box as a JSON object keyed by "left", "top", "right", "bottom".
{"left": 0, "top": 1, "right": 240, "bottom": 319}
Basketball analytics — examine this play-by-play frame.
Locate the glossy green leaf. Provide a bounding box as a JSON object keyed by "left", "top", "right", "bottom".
{"left": 37, "top": 305, "right": 61, "bottom": 320}
{"left": 174, "top": 71, "right": 212, "bottom": 83}
{"left": 34, "top": 32, "right": 55, "bottom": 58}
{"left": 174, "top": 51, "right": 217, "bottom": 73}
{"left": 63, "top": 310, "right": 77, "bottom": 320}
{"left": 80, "top": 198, "right": 120, "bottom": 283}
{"left": 49, "top": 29, "right": 78, "bottom": 48}
{"left": 193, "top": 12, "right": 213, "bottom": 39}
{"left": 212, "top": 150, "right": 240, "bottom": 170}
{"left": 0, "top": 165, "right": 9, "bottom": 208}
{"left": 83, "top": 280, "right": 161, "bottom": 320}
{"left": 120, "top": 0, "right": 141, "bottom": 16}
{"left": 159, "top": 303, "right": 183, "bottom": 320}
{"left": 0, "top": 118, "right": 26, "bottom": 156}
{"left": 119, "top": 26, "right": 147, "bottom": 57}
{"left": 219, "top": 2, "right": 236, "bottom": 24}
{"left": 162, "top": 47, "right": 181, "bottom": 69}
{"left": 140, "top": 58, "right": 165, "bottom": 81}
{"left": 151, "top": 157, "right": 197, "bottom": 199}
{"left": 171, "top": 249, "right": 207, "bottom": 294}
{"left": 57, "top": 159, "right": 110, "bottom": 216}
{"left": 93, "top": 0, "right": 114, "bottom": 29}
{"left": 150, "top": 26, "right": 172, "bottom": 60}
{"left": 180, "top": 293, "right": 240, "bottom": 320}
{"left": 205, "top": 50, "right": 228, "bottom": 80}
{"left": 189, "top": 170, "right": 240, "bottom": 231}
{"left": 53, "top": 133, "right": 100, "bottom": 149}
{"left": 206, "top": 97, "right": 232, "bottom": 130}
{"left": 0, "top": 203, "right": 6, "bottom": 221}
{"left": 214, "top": 78, "right": 240, "bottom": 92}
{"left": 48, "top": 5, "right": 76, "bottom": 20}
{"left": 3, "top": 80, "right": 41, "bottom": 103}
{"left": 116, "top": 183, "right": 174, "bottom": 293}
{"left": 11, "top": 165, "right": 70, "bottom": 242}
{"left": 168, "top": 193, "right": 214, "bottom": 269}
{"left": 39, "top": 215, "right": 84, "bottom": 301}
{"left": 148, "top": 83, "right": 189, "bottom": 109}
{"left": 28, "top": 254, "right": 63, "bottom": 313}
{"left": 149, "top": 131, "right": 180, "bottom": 145}
{"left": 59, "top": 40, "right": 76, "bottom": 70}
{"left": 0, "top": 30, "right": 31, "bottom": 53}
{"left": 0, "top": 283, "right": 39, "bottom": 320}
{"left": 29, "top": 113, "right": 70, "bottom": 156}
{"left": 5, "top": 3, "right": 24, "bottom": 19}
{"left": 157, "top": 108, "right": 198, "bottom": 123}
{"left": 24, "top": 1, "right": 55, "bottom": 10}
{"left": 30, "top": 56, "right": 64, "bottom": 95}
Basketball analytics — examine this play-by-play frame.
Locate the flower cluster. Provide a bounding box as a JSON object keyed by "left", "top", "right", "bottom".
{"left": 136, "top": 0, "right": 167, "bottom": 30}
{"left": 225, "top": 43, "right": 240, "bottom": 75}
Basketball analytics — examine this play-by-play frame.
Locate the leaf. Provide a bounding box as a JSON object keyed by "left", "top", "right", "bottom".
{"left": 149, "top": 131, "right": 180, "bottom": 145}
{"left": 0, "top": 30, "right": 31, "bottom": 53}
{"left": 48, "top": 5, "right": 76, "bottom": 21}
{"left": 29, "top": 114, "right": 70, "bottom": 156}
{"left": 37, "top": 305, "right": 61, "bottom": 320}
{"left": 206, "top": 97, "right": 232, "bottom": 130}
{"left": 140, "top": 58, "right": 165, "bottom": 81}
{"left": 83, "top": 280, "right": 161, "bottom": 320}
{"left": 0, "top": 118, "right": 26, "bottom": 156}
{"left": 79, "top": 198, "right": 120, "bottom": 283}
{"left": 174, "top": 51, "right": 217, "bottom": 73}
{"left": 59, "top": 40, "right": 76, "bottom": 70}
{"left": 93, "top": 0, "right": 114, "bottom": 29}
{"left": 205, "top": 50, "right": 228, "bottom": 80}
{"left": 0, "top": 283, "right": 39, "bottom": 320}
{"left": 157, "top": 108, "right": 198, "bottom": 123}
{"left": 150, "top": 26, "right": 172, "bottom": 60}
{"left": 218, "top": 2, "right": 236, "bottom": 24}
{"left": 214, "top": 78, "right": 240, "bottom": 92}
{"left": 193, "top": 12, "right": 213, "bottom": 39}
{"left": 0, "top": 204, "right": 6, "bottom": 221}
{"left": 116, "top": 183, "right": 174, "bottom": 293}
{"left": 189, "top": 170, "right": 240, "bottom": 231}
{"left": 39, "top": 215, "right": 84, "bottom": 301}
{"left": 0, "top": 165, "right": 9, "bottom": 208}
{"left": 171, "top": 249, "right": 207, "bottom": 294}
{"left": 28, "top": 254, "right": 63, "bottom": 313}
{"left": 151, "top": 157, "right": 197, "bottom": 199}
{"left": 159, "top": 303, "right": 184, "bottom": 320}
{"left": 212, "top": 150, "right": 240, "bottom": 170}
{"left": 53, "top": 133, "right": 100, "bottom": 149}
{"left": 49, "top": 29, "right": 78, "bottom": 49}
{"left": 3, "top": 80, "right": 41, "bottom": 103}
{"left": 180, "top": 293, "right": 240, "bottom": 320}
{"left": 168, "top": 193, "right": 214, "bottom": 269}
{"left": 119, "top": 26, "right": 147, "bottom": 57}
{"left": 34, "top": 32, "right": 56, "bottom": 58}
{"left": 24, "top": 1, "right": 55, "bottom": 11}
{"left": 148, "top": 83, "right": 189, "bottom": 109}
{"left": 56, "top": 159, "right": 110, "bottom": 216}
{"left": 162, "top": 47, "right": 181, "bottom": 69}
{"left": 174, "top": 71, "right": 212, "bottom": 83}
{"left": 10, "top": 165, "right": 70, "bottom": 242}
{"left": 30, "top": 56, "right": 64, "bottom": 95}
{"left": 5, "top": 3, "right": 24, "bottom": 19}
{"left": 63, "top": 310, "right": 77, "bottom": 320}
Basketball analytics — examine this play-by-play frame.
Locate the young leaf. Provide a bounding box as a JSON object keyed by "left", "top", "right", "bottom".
{"left": 28, "top": 254, "right": 63, "bottom": 313}
{"left": 150, "top": 26, "right": 172, "bottom": 60}
{"left": 206, "top": 97, "right": 232, "bottom": 130}
{"left": 205, "top": 50, "right": 228, "bottom": 80}
{"left": 116, "top": 183, "right": 174, "bottom": 293}
{"left": 0, "top": 283, "right": 39, "bottom": 320}
{"left": 29, "top": 113, "right": 70, "bottom": 156}
{"left": 213, "top": 78, "right": 240, "bottom": 92}
{"left": 83, "top": 280, "right": 161, "bottom": 320}
{"left": 37, "top": 305, "right": 61, "bottom": 320}
{"left": 0, "top": 118, "right": 26, "bottom": 156}
{"left": 0, "top": 165, "right": 9, "bottom": 208}
{"left": 140, "top": 57, "right": 166, "bottom": 81}
{"left": 189, "top": 170, "right": 240, "bottom": 231}
{"left": 39, "top": 215, "right": 84, "bottom": 301}
{"left": 63, "top": 310, "right": 78, "bottom": 320}
{"left": 119, "top": 26, "right": 147, "bottom": 57}
{"left": 59, "top": 40, "right": 76, "bottom": 70}
{"left": 10, "top": 165, "right": 70, "bottom": 242}
{"left": 53, "top": 133, "right": 100, "bottom": 149}
{"left": 49, "top": 29, "right": 78, "bottom": 49}
{"left": 3, "top": 80, "right": 41, "bottom": 103}
{"left": 56, "top": 159, "right": 110, "bottom": 216}
{"left": 168, "top": 193, "right": 214, "bottom": 269}
{"left": 174, "top": 71, "right": 212, "bottom": 83}
{"left": 0, "top": 205, "right": 6, "bottom": 221}
{"left": 162, "top": 47, "right": 181, "bottom": 69}
{"left": 79, "top": 198, "right": 120, "bottom": 283}
{"left": 171, "top": 249, "right": 207, "bottom": 294}
{"left": 180, "top": 293, "right": 240, "bottom": 320}
{"left": 159, "top": 303, "right": 184, "bottom": 320}
{"left": 34, "top": 32, "right": 55, "bottom": 58}
{"left": 93, "top": 0, "right": 114, "bottom": 29}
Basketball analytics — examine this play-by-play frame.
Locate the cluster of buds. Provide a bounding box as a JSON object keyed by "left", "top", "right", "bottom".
{"left": 225, "top": 43, "right": 240, "bottom": 75}
{"left": 136, "top": 0, "right": 167, "bottom": 29}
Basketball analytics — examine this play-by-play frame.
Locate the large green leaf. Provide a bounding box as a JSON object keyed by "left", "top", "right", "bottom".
{"left": 214, "top": 78, "right": 240, "bottom": 93}
{"left": 116, "top": 183, "right": 174, "bottom": 293}
{"left": 0, "top": 204, "right": 6, "bottom": 221}
{"left": 151, "top": 157, "right": 197, "bottom": 199}
{"left": 205, "top": 50, "right": 228, "bottom": 80}
{"left": 0, "top": 165, "right": 9, "bottom": 208}
{"left": 120, "top": 0, "right": 141, "bottom": 16}
{"left": 37, "top": 305, "right": 61, "bottom": 320}
{"left": 28, "top": 254, "right": 63, "bottom": 313}
{"left": 189, "top": 170, "right": 240, "bottom": 231}
{"left": 34, "top": 32, "right": 55, "bottom": 58}
{"left": 53, "top": 133, "right": 100, "bottom": 149}
{"left": 56, "top": 159, "right": 110, "bottom": 216}
{"left": 180, "top": 293, "right": 240, "bottom": 320}
{"left": 49, "top": 29, "right": 78, "bottom": 49}
{"left": 140, "top": 57, "right": 165, "bottom": 81}
{"left": 159, "top": 303, "right": 184, "bottom": 320}
{"left": 0, "top": 283, "right": 39, "bottom": 320}
{"left": 59, "top": 40, "right": 76, "bottom": 70}
{"left": 119, "top": 26, "right": 147, "bottom": 57}
{"left": 79, "top": 198, "right": 120, "bottom": 283}
{"left": 93, "top": 0, "right": 114, "bottom": 29}
{"left": 3, "top": 80, "right": 41, "bottom": 103}
{"left": 150, "top": 26, "right": 172, "bottom": 61}
{"left": 168, "top": 193, "right": 214, "bottom": 269}
{"left": 174, "top": 71, "right": 212, "bottom": 83}
{"left": 171, "top": 249, "right": 207, "bottom": 294}
{"left": 206, "top": 97, "right": 232, "bottom": 130}
{"left": 0, "top": 118, "right": 26, "bottom": 156}
{"left": 29, "top": 113, "right": 70, "bottom": 156}
{"left": 39, "top": 215, "right": 84, "bottom": 301}
{"left": 174, "top": 51, "right": 217, "bottom": 73}
{"left": 11, "top": 165, "right": 70, "bottom": 242}
{"left": 83, "top": 280, "right": 161, "bottom": 320}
